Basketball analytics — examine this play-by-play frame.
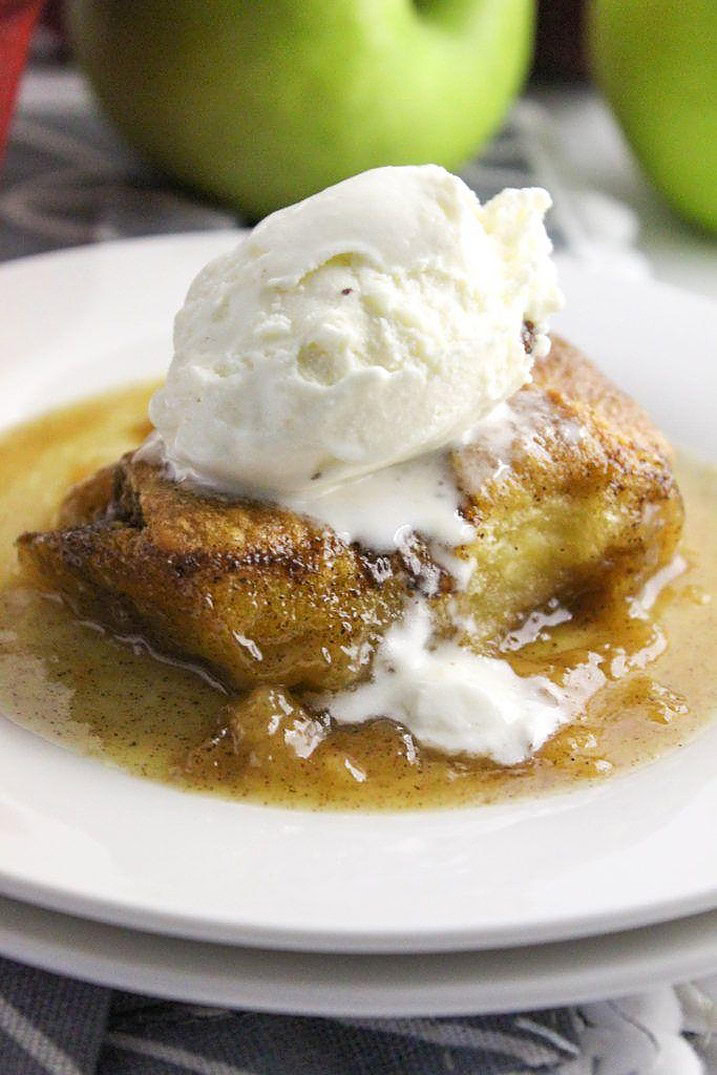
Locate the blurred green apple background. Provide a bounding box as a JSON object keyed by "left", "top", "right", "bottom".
{"left": 67, "top": 0, "right": 716, "bottom": 232}
{"left": 69, "top": 0, "right": 535, "bottom": 219}
{"left": 590, "top": 0, "right": 717, "bottom": 235}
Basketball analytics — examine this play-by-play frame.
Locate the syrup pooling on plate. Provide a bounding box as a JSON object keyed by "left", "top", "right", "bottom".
{"left": 0, "top": 383, "right": 714, "bottom": 810}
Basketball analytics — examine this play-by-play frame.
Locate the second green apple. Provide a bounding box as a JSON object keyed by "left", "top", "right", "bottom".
{"left": 590, "top": 0, "right": 717, "bottom": 234}
{"left": 71, "top": 0, "right": 534, "bottom": 218}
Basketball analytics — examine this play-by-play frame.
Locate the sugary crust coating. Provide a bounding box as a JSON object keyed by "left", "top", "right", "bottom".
{"left": 451, "top": 336, "right": 683, "bottom": 641}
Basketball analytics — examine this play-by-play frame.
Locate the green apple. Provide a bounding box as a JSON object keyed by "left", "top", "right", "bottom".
{"left": 590, "top": 0, "right": 717, "bottom": 234}
{"left": 70, "top": 0, "right": 534, "bottom": 218}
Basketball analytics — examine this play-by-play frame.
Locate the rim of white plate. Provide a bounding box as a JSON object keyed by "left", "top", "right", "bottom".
{"left": 0, "top": 233, "right": 714, "bottom": 954}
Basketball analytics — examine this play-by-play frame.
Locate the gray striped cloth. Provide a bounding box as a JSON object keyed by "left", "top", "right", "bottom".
{"left": 0, "top": 64, "right": 715, "bottom": 1074}
{"left": 0, "top": 954, "right": 713, "bottom": 1074}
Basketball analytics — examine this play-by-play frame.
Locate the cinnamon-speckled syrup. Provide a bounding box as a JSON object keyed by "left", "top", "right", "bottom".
{"left": 0, "top": 382, "right": 715, "bottom": 810}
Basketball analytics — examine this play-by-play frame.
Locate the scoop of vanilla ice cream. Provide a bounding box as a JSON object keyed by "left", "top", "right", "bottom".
{"left": 149, "top": 165, "right": 563, "bottom": 497}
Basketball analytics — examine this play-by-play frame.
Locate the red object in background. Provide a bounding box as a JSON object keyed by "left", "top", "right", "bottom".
{"left": 0, "top": 0, "right": 45, "bottom": 164}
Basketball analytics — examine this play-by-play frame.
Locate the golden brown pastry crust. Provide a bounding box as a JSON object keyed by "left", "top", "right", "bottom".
{"left": 451, "top": 336, "right": 683, "bottom": 642}
{"left": 17, "top": 337, "right": 683, "bottom": 690}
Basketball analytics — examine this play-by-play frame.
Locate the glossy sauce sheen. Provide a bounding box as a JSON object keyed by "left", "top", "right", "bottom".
{"left": 0, "top": 383, "right": 715, "bottom": 810}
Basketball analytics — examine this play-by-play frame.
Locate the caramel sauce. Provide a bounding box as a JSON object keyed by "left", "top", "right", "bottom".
{"left": 0, "top": 383, "right": 715, "bottom": 810}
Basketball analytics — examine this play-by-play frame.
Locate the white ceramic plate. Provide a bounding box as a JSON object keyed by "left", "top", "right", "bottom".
{"left": 2, "top": 892, "right": 717, "bottom": 1017}
{"left": 0, "top": 234, "right": 715, "bottom": 955}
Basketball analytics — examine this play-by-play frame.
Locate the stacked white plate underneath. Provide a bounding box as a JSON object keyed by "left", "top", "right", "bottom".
{"left": 0, "top": 235, "right": 715, "bottom": 1016}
